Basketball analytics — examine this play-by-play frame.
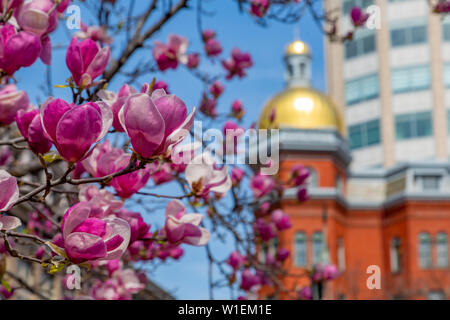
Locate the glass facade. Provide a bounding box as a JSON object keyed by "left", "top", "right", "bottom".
{"left": 392, "top": 65, "right": 430, "bottom": 94}
{"left": 346, "top": 74, "right": 379, "bottom": 105}
{"left": 349, "top": 119, "right": 381, "bottom": 150}
{"left": 395, "top": 111, "right": 432, "bottom": 141}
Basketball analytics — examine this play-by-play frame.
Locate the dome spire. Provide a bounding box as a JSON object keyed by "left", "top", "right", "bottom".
{"left": 284, "top": 36, "right": 311, "bottom": 88}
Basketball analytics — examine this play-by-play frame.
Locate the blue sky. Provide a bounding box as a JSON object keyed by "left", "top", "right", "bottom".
{"left": 17, "top": 0, "right": 326, "bottom": 299}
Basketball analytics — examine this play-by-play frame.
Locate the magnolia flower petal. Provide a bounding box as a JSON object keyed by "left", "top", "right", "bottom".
{"left": 0, "top": 170, "right": 19, "bottom": 212}
{"left": 165, "top": 200, "right": 186, "bottom": 218}
{"left": 0, "top": 216, "right": 22, "bottom": 231}
{"left": 62, "top": 202, "right": 92, "bottom": 238}
{"left": 65, "top": 232, "right": 107, "bottom": 263}
{"left": 103, "top": 217, "right": 131, "bottom": 260}
{"left": 179, "top": 213, "right": 203, "bottom": 226}
{"left": 184, "top": 227, "right": 210, "bottom": 246}
{"left": 95, "top": 101, "right": 113, "bottom": 142}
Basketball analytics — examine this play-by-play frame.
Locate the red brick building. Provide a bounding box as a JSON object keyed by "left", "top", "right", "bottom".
{"left": 257, "top": 40, "right": 450, "bottom": 300}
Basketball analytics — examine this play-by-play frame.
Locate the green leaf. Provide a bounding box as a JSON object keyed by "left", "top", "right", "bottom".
{"left": 1, "top": 279, "right": 11, "bottom": 292}
{"left": 45, "top": 241, "right": 68, "bottom": 259}
{"left": 42, "top": 153, "right": 63, "bottom": 164}
{"left": 54, "top": 84, "right": 71, "bottom": 89}
{"left": 48, "top": 263, "right": 66, "bottom": 275}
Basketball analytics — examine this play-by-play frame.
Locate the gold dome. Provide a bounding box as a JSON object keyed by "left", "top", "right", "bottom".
{"left": 258, "top": 87, "right": 345, "bottom": 135}
{"left": 286, "top": 40, "right": 310, "bottom": 56}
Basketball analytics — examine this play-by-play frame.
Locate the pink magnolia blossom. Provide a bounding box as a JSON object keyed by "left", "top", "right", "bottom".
{"left": 76, "top": 23, "right": 113, "bottom": 44}
{"left": 57, "top": 0, "right": 71, "bottom": 13}
{"left": 221, "top": 48, "right": 253, "bottom": 79}
{"left": 298, "top": 286, "right": 313, "bottom": 300}
{"left": 0, "top": 170, "right": 19, "bottom": 213}
{"left": 15, "top": 0, "right": 63, "bottom": 64}
{"left": 199, "top": 93, "right": 217, "bottom": 118}
{"left": 253, "top": 218, "right": 277, "bottom": 241}
{"left": 119, "top": 89, "right": 195, "bottom": 159}
{"left": 0, "top": 24, "right": 41, "bottom": 75}
{"left": 201, "top": 29, "right": 216, "bottom": 42}
{"left": 66, "top": 37, "right": 110, "bottom": 87}
{"left": 186, "top": 53, "right": 200, "bottom": 69}
{"left": 16, "top": 108, "right": 52, "bottom": 154}
{"left": 270, "top": 209, "right": 292, "bottom": 231}
{"left": 16, "top": 0, "right": 58, "bottom": 36}
{"left": 290, "top": 164, "right": 310, "bottom": 186}
{"left": 240, "top": 269, "right": 261, "bottom": 291}
{"left": 96, "top": 148, "right": 151, "bottom": 199}
{"left": 40, "top": 98, "right": 113, "bottom": 163}
{"left": 97, "top": 84, "right": 137, "bottom": 132}
{"left": 250, "top": 173, "right": 275, "bottom": 198}
{"left": 231, "top": 167, "right": 245, "bottom": 186}
{"left": 153, "top": 80, "right": 169, "bottom": 93}
{"left": 209, "top": 80, "right": 224, "bottom": 98}
{"left": 82, "top": 140, "right": 114, "bottom": 176}
{"left": 185, "top": 153, "right": 232, "bottom": 196}
{"left": 91, "top": 268, "right": 144, "bottom": 300}
{"left": 312, "top": 263, "right": 340, "bottom": 282}
{"left": 223, "top": 120, "right": 244, "bottom": 155}
{"left": 153, "top": 34, "right": 188, "bottom": 71}
{"left": 0, "top": 285, "right": 15, "bottom": 299}
{"left": 114, "top": 208, "right": 150, "bottom": 244}
{"left": 276, "top": 248, "right": 290, "bottom": 262}
{"left": 231, "top": 100, "right": 245, "bottom": 119}
{"left": 296, "top": 187, "right": 309, "bottom": 202}
{"left": 250, "top": 0, "right": 270, "bottom": 18}
{"left": 170, "top": 142, "right": 200, "bottom": 173}
{"left": 61, "top": 202, "right": 131, "bottom": 264}
{"left": 0, "top": 84, "right": 30, "bottom": 125}
{"left": 149, "top": 161, "right": 174, "bottom": 185}
{"left": 0, "top": 0, "right": 23, "bottom": 12}
{"left": 204, "top": 38, "right": 222, "bottom": 57}
{"left": 227, "top": 251, "right": 246, "bottom": 271}
{"left": 78, "top": 184, "right": 123, "bottom": 216}
{"left": 162, "top": 200, "right": 210, "bottom": 246}
{"left": 350, "top": 6, "right": 369, "bottom": 27}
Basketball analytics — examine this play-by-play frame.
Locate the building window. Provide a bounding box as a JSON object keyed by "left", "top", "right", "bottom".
{"left": 345, "top": 33, "right": 376, "bottom": 59}
{"left": 415, "top": 174, "right": 441, "bottom": 191}
{"left": 336, "top": 174, "right": 343, "bottom": 195}
{"left": 445, "top": 110, "right": 450, "bottom": 135}
{"left": 306, "top": 167, "right": 318, "bottom": 187}
{"left": 390, "top": 237, "right": 402, "bottom": 273}
{"left": 436, "top": 232, "right": 448, "bottom": 268}
{"left": 419, "top": 232, "right": 432, "bottom": 269}
{"left": 294, "top": 232, "right": 307, "bottom": 267}
{"left": 312, "top": 232, "right": 323, "bottom": 265}
{"left": 395, "top": 111, "right": 432, "bottom": 141}
{"left": 428, "top": 291, "right": 445, "bottom": 300}
{"left": 349, "top": 119, "right": 381, "bottom": 150}
{"left": 345, "top": 73, "right": 379, "bottom": 105}
{"left": 392, "top": 65, "right": 430, "bottom": 94}
{"left": 443, "top": 23, "right": 450, "bottom": 41}
{"left": 390, "top": 24, "right": 427, "bottom": 47}
{"left": 337, "top": 237, "right": 346, "bottom": 271}
{"left": 342, "top": 0, "right": 373, "bottom": 15}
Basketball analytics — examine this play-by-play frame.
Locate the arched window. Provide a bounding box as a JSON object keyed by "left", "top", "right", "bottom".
{"left": 337, "top": 237, "right": 346, "bottom": 271}
{"left": 336, "top": 174, "right": 343, "bottom": 194}
{"left": 436, "top": 232, "right": 448, "bottom": 268}
{"left": 294, "top": 232, "right": 307, "bottom": 267}
{"left": 306, "top": 167, "right": 318, "bottom": 187}
{"left": 390, "top": 237, "right": 402, "bottom": 273}
{"left": 299, "top": 62, "right": 305, "bottom": 77}
{"left": 312, "top": 232, "right": 324, "bottom": 264}
{"left": 418, "top": 232, "right": 432, "bottom": 269}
